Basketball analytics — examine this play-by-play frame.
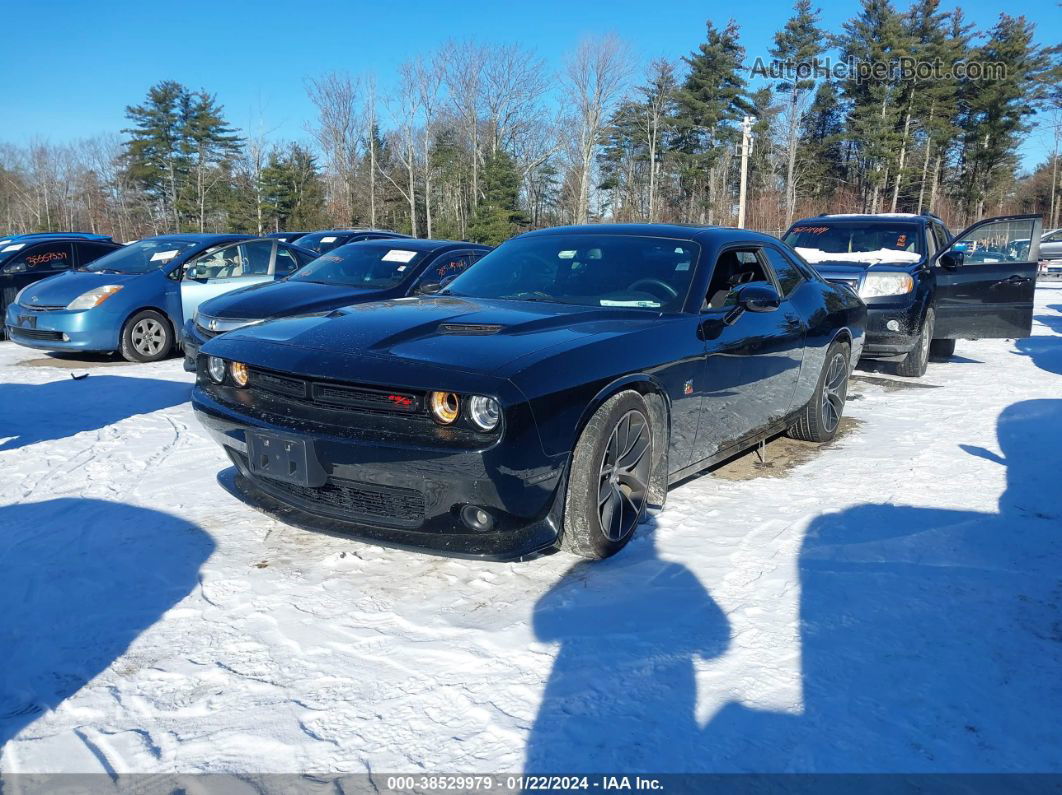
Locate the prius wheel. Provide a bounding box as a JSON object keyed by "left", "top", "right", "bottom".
{"left": 120, "top": 310, "right": 173, "bottom": 363}
{"left": 895, "top": 307, "right": 934, "bottom": 378}
{"left": 788, "top": 340, "right": 850, "bottom": 444}
{"left": 562, "top": 390, "right": 653, "bottom": 560}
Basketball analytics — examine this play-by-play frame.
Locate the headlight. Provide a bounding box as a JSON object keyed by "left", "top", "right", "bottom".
{"left": 429, "top": 391, "right": 461, "bottom": 425}
{"left": 858, "top": 273, "right": 914, "bottom": 299}
{"left": 229, "top": 360, "right": 250, "bottom": 387}
{"left": 207, "top": 356, "right": 227, "bottom": 383}
{"left": 67, "top": 285, "right": 123, "bottom": 310}
{"left": 467, "top": 395, "right": 501, "bottom": 431}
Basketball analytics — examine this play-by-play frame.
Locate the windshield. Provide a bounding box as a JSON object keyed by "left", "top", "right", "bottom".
{"left": 85, "top": 239, "right": 201, "bottom": 274}
{"left": 784, "top": 221, "right": 924, "bottom": 263}
{"left": 289, "top": 243, "right": 427, "bottom": 288}
{"left": 443, "top": 234, "right": 699, "bottom": 311}
{"left": 295, "top": 232, "right": 350, "bottom": 255}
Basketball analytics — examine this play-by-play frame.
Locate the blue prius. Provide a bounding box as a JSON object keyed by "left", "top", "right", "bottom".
{"left": 5, "top": 234, "right": 315, "bottom": 361}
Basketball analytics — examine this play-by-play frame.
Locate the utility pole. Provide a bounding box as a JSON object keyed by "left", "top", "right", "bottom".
{"left": 738, "top": 115, "right": 753, "bottom": 229}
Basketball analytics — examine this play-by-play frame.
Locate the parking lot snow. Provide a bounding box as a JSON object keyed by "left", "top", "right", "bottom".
{"left": 2, "top": 286, "right": 1061, "bottom": 775}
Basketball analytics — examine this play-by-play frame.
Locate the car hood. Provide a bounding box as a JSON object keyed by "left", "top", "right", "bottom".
{"left": 796, "top": 248, "right": 924, "bottom": 273}
{"left": 198, "top": 279, "right": 394, "bottom": 320}
{"left": 211, "top": 296, "right": 663, "bottom": 379}
{"left": 20, "top": 271, "right": 145, "bottom": 307}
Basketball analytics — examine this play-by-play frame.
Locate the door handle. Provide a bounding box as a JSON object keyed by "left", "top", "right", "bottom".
{"left": 991, "top": 275, "right": 1030, "bottom": 288}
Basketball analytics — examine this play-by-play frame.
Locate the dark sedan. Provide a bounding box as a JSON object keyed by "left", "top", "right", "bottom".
{"left": 182, "top": 240, "right": 491, "bottom": 370}
{"left": 295, "top": 228, "right": 410, "bottom": 256}
{"left": 192, "top": 224, "right": 865, "bottom": 561}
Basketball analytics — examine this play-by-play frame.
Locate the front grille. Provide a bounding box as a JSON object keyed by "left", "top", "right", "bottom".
{"left": 312, "top": 382, "right": 420, "bottom": 413}
{"left": 256, "top": 475, "right": 425, "bottom": 525}
{"left": 27, "top": 305, "right": 66, "bottom": 312}
{"left": 12, "top": 328, "right": 63, "bottom": 341}
{"left": 195, "top": 322, "right": 219, "bottom": 340}
{"left": 252, "top": 370, "right": 308, "bottom": 399}
{"left": 249, "top": 368, "right": 424, "bottom": 416}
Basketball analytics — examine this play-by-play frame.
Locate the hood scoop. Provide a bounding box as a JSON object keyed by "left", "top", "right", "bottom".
{"left": 437, "top": 323, "right": 505, "bottom": 336}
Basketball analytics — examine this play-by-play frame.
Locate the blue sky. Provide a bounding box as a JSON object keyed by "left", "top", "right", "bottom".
{"left": 2, "top": 0, "right": 1056, "bottom": 170}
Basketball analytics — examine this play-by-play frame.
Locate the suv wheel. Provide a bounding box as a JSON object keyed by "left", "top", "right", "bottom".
{"left": 929, "top": 338, "right": 956, "bottom": 360}
{"left": 895, "top": 307, "right": 934, "bottom": 378}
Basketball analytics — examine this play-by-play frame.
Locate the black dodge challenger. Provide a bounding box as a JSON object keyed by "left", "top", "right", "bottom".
{"left": 192, "top": 224, "right": 866, "bottom": 560}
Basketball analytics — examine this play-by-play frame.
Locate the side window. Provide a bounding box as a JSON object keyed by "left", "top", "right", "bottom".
{"left": 944, "top": 217, "right": 1039, "bottom": 264}
{"left": 274, "top": 246, "right": 300, "bottom": 275}
{"left": 3, "top": 242, "right": 73, "bottom": 274}
{"left": 705, "top": 248, "right": 770, "bottom": 309}
{"left": 74, "top": 242, "right": 117, "bottom": 267}
{"left": 240, "top": 240, "right": 274, "bottom": 275}
{"left": 761, "top": 247, "right": 803, "bottom": 297}
{"left": 931, "top": 223, "right": 950, "bottom": 253}
{"left": 417, "top": 254, "right": 472, "bottom": 289}
{"left": 188, "top": 244, "right": 241, "bottom": 279}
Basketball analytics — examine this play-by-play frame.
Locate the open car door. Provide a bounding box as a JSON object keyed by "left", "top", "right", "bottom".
{"left": 180, "top": 240, "right": 277, "bottom": 324}
{"left": 933, "top": 214, "right": 1041, "bottom": 339}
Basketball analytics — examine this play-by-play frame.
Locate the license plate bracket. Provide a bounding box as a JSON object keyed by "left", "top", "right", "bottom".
{"left": 17, "top": 315, "right": 36, "bottom": 329}
{"left": 246, "top": 431, "right": 326, "bottom": 487}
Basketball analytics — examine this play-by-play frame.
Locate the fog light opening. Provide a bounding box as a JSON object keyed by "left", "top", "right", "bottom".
{"left": 886, "top": 319, "right": 901, "bottom": 332}
{"left": 460, "top": 504, "right": 495, "bottom": 533}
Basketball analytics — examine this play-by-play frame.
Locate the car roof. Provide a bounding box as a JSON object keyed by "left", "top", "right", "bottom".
{"left": 144, "top": 233, "right": 253, "bottom": 244}
{"left": 338, "top": 238, "right": 490, "bottom": 252}
{"left": 793, "top": 213, "right": 932, "bottom": 225}
{"left": 0, "top": 232, "right": 115, "bottom": 243}
{"left": 307, "top": 228, "right": 406, "bottom": 235}
{"left": 518, "top": 223, "right": 782, "bottom": 246}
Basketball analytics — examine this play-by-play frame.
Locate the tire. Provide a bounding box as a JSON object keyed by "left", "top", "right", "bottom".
{"left": 788, "top": 340, "right": 851, "bottom": 443}
{"left": 119, "top": 309, "right": 173, "bottom": 363}
{"left": 561, "top": 390, "right": 654, "bottom": 560}
{"left": 894, "top": 307, "right": 935, "bottom": 378}
{"left": 929, "top": 338, "right": 956, "bottom": 360}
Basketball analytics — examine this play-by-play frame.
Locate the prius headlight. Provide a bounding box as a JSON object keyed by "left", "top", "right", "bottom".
{"left": 467, "top": 395, "right": 501, "bottom": 431}
{"left": 858, "top": 273, "right": 914, "bottom": 299}
{"left": 67, "top": 285, "right": 124, "bottom": 310}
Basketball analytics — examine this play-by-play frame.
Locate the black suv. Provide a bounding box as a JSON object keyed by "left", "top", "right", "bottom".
{"left": 0, "top": 233, "right": 123, "bottom": 339}
{"left": 783, "top": 213, "right": 1042, "bottom": 377}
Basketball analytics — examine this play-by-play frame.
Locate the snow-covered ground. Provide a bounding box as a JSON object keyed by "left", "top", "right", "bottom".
{"left": 1, "top": 286, "right": 1060, "bottom": 775}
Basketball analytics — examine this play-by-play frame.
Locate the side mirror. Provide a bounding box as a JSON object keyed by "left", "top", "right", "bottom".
{"left": 738, "top": 283, "right": 781, "bottom": 312}
{"left": 416, "top": 281, "right": 442, "bottom": 295}
{"left": 938, "top": 251, "right": 963, "bottom": 269}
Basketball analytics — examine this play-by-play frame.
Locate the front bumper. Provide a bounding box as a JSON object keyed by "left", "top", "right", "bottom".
{"left": 192, "top": 387, "right": 567, "bottom": 560}
{"left": 182, "top": 319, "right": 208, "bottom": 371}
{"left": 4, "top": 302, "right": 119, "bottom": 352}
{"left": 859, "top": 301, "right": 924, "bottom": 360}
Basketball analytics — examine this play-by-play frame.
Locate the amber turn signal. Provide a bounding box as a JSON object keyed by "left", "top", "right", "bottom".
{"left": 229, "top": 360, "right": 250, "bottom": 388}
{"left": 429, "top": 391, "right": 460, "bottom": 424}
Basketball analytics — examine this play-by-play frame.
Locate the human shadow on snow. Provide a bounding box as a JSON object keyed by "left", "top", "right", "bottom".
{"left": 699, "top": 398, "right": 1062, "bottom": 772}
{"left": 526, "top": 399, "right": 1061, "bottom": 773}
{"left": 0, "top": 375, "right": 188, "bottom": 451}
{"left": 524, "top": 523, "right": 730, "bottom": 772}
{"left": 0, "top": 498, "right": 214, "bottom": 749}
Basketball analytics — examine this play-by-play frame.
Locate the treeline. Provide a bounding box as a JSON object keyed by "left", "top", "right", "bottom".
{"left": 1, "top": 0, "right": 1059, "bottom": 244}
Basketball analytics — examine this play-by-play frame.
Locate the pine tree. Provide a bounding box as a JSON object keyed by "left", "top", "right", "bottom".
{"left": 260, "top": 143, "right": 326, "bottom": 232}
{"left": 838, "top": 0, "right": 910, "bottom": 212}
{"left": 956, "top": 14, "right": 1050, "bottom": 220}
{"left": 673, "top": 20, "right": 752, "bottom": 222}
{"left": 468, "top": 150, "right": 525, "bottom": 245}
{"left": 123, "top": 81, "right": 241, "bottom": 232}
{"left": 798, "top": 82, "right": 847, "bottom": 204}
